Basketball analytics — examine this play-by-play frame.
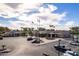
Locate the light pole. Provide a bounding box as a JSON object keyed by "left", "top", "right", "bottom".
{"left": 58, "top": 39, "right": 61, "bottom": 56}
{"left": 37, "top": 17, "right": 40, "bottom": 37}
{"left": 37, "top": 17, "right": 40, "bottom": 43}
{"left": 31, "top": 21, "right": 35, "bottom": 36}
{"left": 58, "top": 40, "right": 61, "bottom": 46}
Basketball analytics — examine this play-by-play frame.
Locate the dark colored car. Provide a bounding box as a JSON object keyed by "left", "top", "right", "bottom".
{"left": 0, "top": 35, "right": 3, "bottom": 40}
{"left": 42, "top": 53, "right": 49, "bottom": 56}
{"left": 27, "top": 36, "right": 33, "bottom": 41}
{"left": 54, "top": 45, "right": 71, "bottom": 53}
{"left": 75, "top": 40, "right": 79, "bottom": 43}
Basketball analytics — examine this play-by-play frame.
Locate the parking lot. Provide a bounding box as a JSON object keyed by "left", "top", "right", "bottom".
{"left": 0, "top": 37, "right": 79, "bottom": 56}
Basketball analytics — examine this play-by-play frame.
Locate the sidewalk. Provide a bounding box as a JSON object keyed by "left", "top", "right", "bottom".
{"left": 35, "top": 38, "right": 64, "bottom": 46}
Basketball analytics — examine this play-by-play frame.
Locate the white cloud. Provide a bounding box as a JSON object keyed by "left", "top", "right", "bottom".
{"left": 39, "top": 4, "right": 57, "bottom": 13}
{"left": 0, "top": 3, "right": 41, "bottom": 18}
{"left": 0, "top": 23, "right": 6, "bottom": 27}
{"left": 0, "top": 4, "right": 18, "bottom": 18}
{"left": 9, "top": 20, "right": 37, "bottom": 30}
{"left": 18, "top": 3, "right": 66, "bottom": 22}
{"left": 0, "top": 3, "right": 69, "bottom": 30}
{"left": 48, "top": 4, "right": 58, "bottom": 12}
{"left": 0, "top": 23, "right": 2, "bottom": 26}
{"left": 65, "top": 21, "right": 75, "bottom": 26}
{"left": 17, "top": 6, "right": 66, "bottom": 25}
{"left": 16, "top": 3, "right": 42, "bottom": 14}
{"left": 65, "top": 21, "right": 75, "bottom": 30}
{"left": 17, "top": 12, "right": 66, "bottom": 29}
{"left": 55, "top": 21, "right": 76, "bottom": 30}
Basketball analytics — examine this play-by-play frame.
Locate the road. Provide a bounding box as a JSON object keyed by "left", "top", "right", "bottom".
{"left": 0, "top": 37, "right": 79, "bottom": 56}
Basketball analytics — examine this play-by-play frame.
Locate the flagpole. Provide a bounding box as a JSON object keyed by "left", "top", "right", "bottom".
{"left": 31, "top": 21, "right": 35, "bottom": 36}
{"left": 37, "top": 17, "right": 40, "bottom": 41}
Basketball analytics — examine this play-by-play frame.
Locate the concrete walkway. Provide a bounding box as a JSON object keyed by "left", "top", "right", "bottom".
{"left": 35, "top": 38, "right": 64, "bottom": 46}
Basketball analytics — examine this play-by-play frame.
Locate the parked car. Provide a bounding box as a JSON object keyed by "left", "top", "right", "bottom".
{"left": 75, "top": 40, "right": 79, "bottom": 43}
{"left": 0, "top": 49, "right": 11, "bottom": 53}
{"left": 32, "top": 37, "right": 40, "bottom": 43}
{"left": 27, "top": 36, "right": 33, "bottom": 41}
{"left": 27, "top": 36, "right": 43, "bottom": 43}
{"left": 0, "top": 35, "right": 3, "bottom": 40}
{"left": 70, "top": 42, "right": 79, "bottom": 46}
{"left": 63, "top": 51, "right": 79, "bottom": 56}
{"left": 54, "top": 45, "right": 71, "bottom": 53}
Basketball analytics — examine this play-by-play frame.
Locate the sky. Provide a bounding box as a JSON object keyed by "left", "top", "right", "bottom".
{"left": 0, "top": 3, "right": 79, "bottom": 30}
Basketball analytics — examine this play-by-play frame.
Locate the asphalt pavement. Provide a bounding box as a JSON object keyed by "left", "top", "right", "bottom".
{"left": 0, "top": 37, "right": 79, "bottom": 56}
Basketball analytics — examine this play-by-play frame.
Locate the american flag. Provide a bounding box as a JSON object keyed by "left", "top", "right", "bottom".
{"left": 49, "top": 25, "right": 55, "bottom": 28}
{"left": 32, "top": 21, "right": 34, "bottom": 24}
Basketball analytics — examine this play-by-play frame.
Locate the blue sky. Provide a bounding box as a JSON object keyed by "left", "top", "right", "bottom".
{"left": 43, "top": 3, "right": 79, "bottom": 25}
{"left": 53, "top": 3, "right": 79, "bottom": 23}
{"left": 0, "top": 3, "right": 79, "bottom": 30}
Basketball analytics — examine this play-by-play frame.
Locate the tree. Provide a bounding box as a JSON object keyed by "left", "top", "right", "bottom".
{"left": 27, "top": 28, "right": 33, "bottom": 36}
{"left": 70, "top": 27, "right": 79, "bottom": 34}
{"left": 70, "top": 26, "right": 79, "bottom": 42}
{"left": 0, "top": 27, "right": 10, "bottom": 34}
{"left": 22, "top": 27, "right": 34, "bottom": 36}
{"left": 38, "top": 27, "right": 46, "bottom": 31}
{"left": 4, "top": 27, "right": 10, "bottom": 32}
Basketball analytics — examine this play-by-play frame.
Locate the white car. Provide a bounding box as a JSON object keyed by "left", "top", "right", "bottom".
{"left": 63, "top": 51, "right": 79, "bottom": 56}
{"left": 70, "top": 42, "right": 79, "bottom": 46}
